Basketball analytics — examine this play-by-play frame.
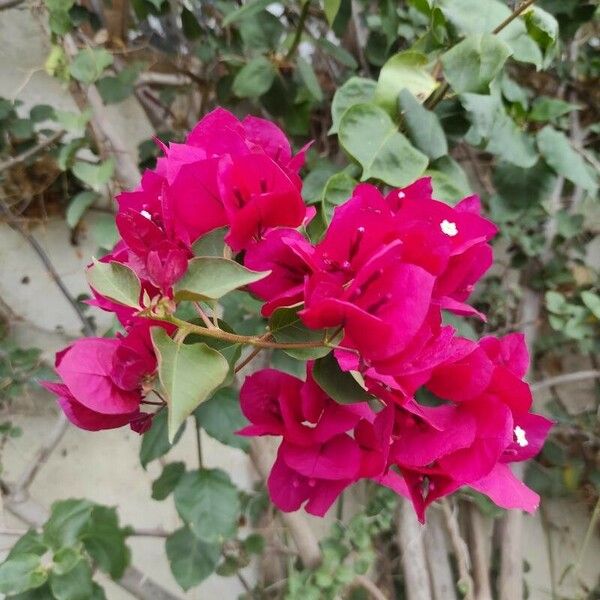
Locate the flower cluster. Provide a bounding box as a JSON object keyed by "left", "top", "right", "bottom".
{"left": 43, "top": 108, "right": 551, "bottom": 522}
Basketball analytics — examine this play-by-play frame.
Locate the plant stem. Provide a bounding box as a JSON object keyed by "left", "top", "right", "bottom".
{"left": 194, "top": 415, "right": 203, "bottom": 469}
{"left": 492, "top": 0, "right": 536, "bottom": 34}
{"left": 193, "top": 302, "right": 216, "bottom": 329}
{"left": 168, "top": 315, "right": 327, "bottom": 350}
{"left": 285, "top": 0, "right": 310, "bottom": 61}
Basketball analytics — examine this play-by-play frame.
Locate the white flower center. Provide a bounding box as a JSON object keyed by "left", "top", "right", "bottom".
{"left": 140, "top": 210, "right": 152, "bottom": 220}
{"left": 514, "top": 426, "right": 528, "bottom": 447}
{"left": 397, "top": 191, "right": 405, "bottom": 199}
{"left": 440, "top": 219, "right": 458, "bottom": 237}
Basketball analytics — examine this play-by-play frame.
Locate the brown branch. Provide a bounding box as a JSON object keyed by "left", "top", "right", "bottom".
{"left": 352, "top": 574, "right": 389, "bottom": 600}
{"left": 0, "top": 0, "right": 25, "bottom": 9}
{"left": 492, "top": 0, "right": 536, "bottom": 34}
{"left": 531, "top": 370, "right": 600, "bottom": 392}
{"left": 63, "top": 34, "right": 140, "bottom": 190}
{"left": 397, "top": 499, "right": 432, "bottom": 600}
{"left": 13, "top": 414, "right": 69, "bottom": 498}
{"left": 0, "top": 203, "right": 95, "bottom": 336}
{"left": 249, "top": 438, "right": 322, "bottom": 569}
{"left": 440, "top": 500, "right": 473, "bottom": 600}
{"left": 423, "top": 510, "right": 458, "bottom": 600}
{"left": 466, "top": 503, "right": 493, "bottom": 600}
{"left": 0, "top": 130, "right": 65, "bottom": 173}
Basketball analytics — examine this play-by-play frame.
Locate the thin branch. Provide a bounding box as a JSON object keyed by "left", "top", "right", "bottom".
{"left": 249, "top": 438, "right": 322, "bottom": 568}
{"left": 0, "top": 203, "right": 94, "bottom": 336}
{"left": 423, "top": 510, "right": 458, "bottom": 600}
{"left": 0, "top": 130, "right": 65, "bottom": 173}
{"left": 352, "top": 574, "right": 389, "bottom": 600}
{"left": 285, "top": 0, "right": 310, "bottom": 61}
{"left": 531, "top": 370, "right": 600, "bottom": 392}
{"left": 492, "top": 0, "right": 536, "bottom": 34}
{"left": 440, "top": 500, "right": 473, "bottom": 600}
{"left": 13, "top": 414, "right": 69, "bottom": 497}
{"left": 397, "top": 499, "right": 432, "bottom": 600}
{"left": 0, "top": 0, "right": 25, "bottom": 9}
{"left": 466, "top": 503, "right": 493, "bottom": 600}
{"left": 63, "top": 34, "right": 140, "bottom": 190}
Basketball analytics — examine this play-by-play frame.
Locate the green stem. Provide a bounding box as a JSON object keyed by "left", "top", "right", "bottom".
{"left": 285, "top": 1, "right": 310, "bottom": 61}
{"left": 168, "top": 315, "right": 327, "bottom": 350}
{"left": 194, "top": 415, "right": 203, "bottom": 469}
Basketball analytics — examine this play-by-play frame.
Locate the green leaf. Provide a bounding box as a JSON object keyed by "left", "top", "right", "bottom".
{"left": 441, "top": 34, "right": 511, "bottom": 94}
{"left": 91, "top": 214, "right": 119, "bottom": 250}
{"left": 0, "top": 555, "right": 47, "bottom": 595}
{"left": 461, "top": 93, "right": 537, "bottom": 168}
{"left": 324, "top": 0, "right": 342, "bottom": 25}
{"left": 232, "top": 57, "right": 276, "bottom": 98}
{"left": 529, "top": 97, "right": 579, "bottom": 122}
{"left": 69, "top": 48, "right": 113, "bottom": 85}
{"left": 374, "top": 51, "right": 437, "bottom": 116}
{"left": 582, "top": 291, "right": 600, "bottom": 320}
{"left": 166, "top": 526, "right": 220, "bottom": 591}
{"left": 297, "top": 57, "right": 323, "bottom": 102}
{"left": 312, "top": 353, "right": 375, "bottom": 404}
{"left": 72, "top": 158, "right": 115, "bottom": 192}
{"left": 54, "top": 109, "right": 91, "bottom": 134}
{"left": 195, "top": 387, "right": 249, "bottom": 450}
{"left": 30, "top": 104, "right": 55, "bottom": 122}
{"left": 174, "top": 469, "right": 240, "bottom": 542}
{"left": 330, "top": 77, "right": 377, "bottom": 134}
{"left": 536, "top": 126, "right": 597, "bottom": 192}
{"left": 175, "top": 257, "right": 269, "bottom": 301}
{"left": 493, "top": 160, "right": 556, "bottom": 207}
{"left": 222, "top": 0, "right": 274, "bottom": 25}
{"left": 139, "top": 409, "right": 186, "bottom": 469}
{"left": 96, "top": 64, "right": 144, "bottom": 104}
{"left": 52, "top": 548, "right": 81, "bottom": 576}
{"left": 66, "top": 191, "right": 98, "bottom": 229}
{"left": 151, "top": 328, "right": 229, "bottom": 442}
{"left": 438, "top": 0, "right": 542, "bottom": 68}
{"left": 321, "top": 172, "right": 357, "bottom": 225}
{"left": 399, "top": 88, "right": 448, "bottom": 160}
{"left": 152, "top": 462, "right": 186, "bottom": 500}
{"left": 268, "top": 305, "right": 331, "bottom": 360}
{"left": 49, "top": 559, "right": 94, "bottom": 600}
{"left": 43, "top": 499, "right": 94, "bottom": 550}
{"left": 316, "top": 39, "right": 358, "bottom": 69}
{"left": 339, "top": 103, "right": 428, "bottom": 187}
{"left": 86, "top": 260, "right": 141, "bottom": 308}
{"left": 7, "top": 532, "right": 47, "bottom": 560}
{"left": 191, "top": 227, "right": 228, "bottom": 257}
{"left": 523, "top": 6, "right": 558, "bottom": 54}
{"left": 80, "top": 506, "right": 130, "bottom": 579}
{"left": 427, "top": 156, "right": 472, "bottom": 204}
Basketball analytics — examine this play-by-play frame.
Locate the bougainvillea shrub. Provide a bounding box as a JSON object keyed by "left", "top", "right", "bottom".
{"left": 43, "top": 108, "right": 552, "bottom": 522}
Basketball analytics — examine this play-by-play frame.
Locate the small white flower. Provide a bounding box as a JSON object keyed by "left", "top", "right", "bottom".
{"left": 514, "top": 426, "right": 528, "bottom": 447}
{"left": 140, "top": 210, "right": 152, "bottom": 220}
{"left": 397, "top": 191, "right": 406, "bottom": 199}
{"left": 440, "top": 219, "right": 458, "bottom": 237}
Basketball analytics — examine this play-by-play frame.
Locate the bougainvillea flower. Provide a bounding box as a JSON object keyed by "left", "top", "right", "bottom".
{"left": 43, "top": 327, "right": 158, "bottom": 433}
{"left": 244, "top": 228, "right": 320, "bottom": 316}
{"left": 40, "top": 381, "right": 137, "bottom": 431}
{"left": 164, "top": 159, "right": 227, "bottom": 245}
{"left": 302, "top": 244, "right": 435, "bottom": 361}
{"left": 470, "top": 464, "right": 540, "bottom": 513}
{"left": 267, "top": 447, "right": 352, "bottom": 516}
{"left": 238, "top": 367, "right": 367, "bottom": 445}
{"left": 218, "top": 153, "right": 306, "bottom": 251}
